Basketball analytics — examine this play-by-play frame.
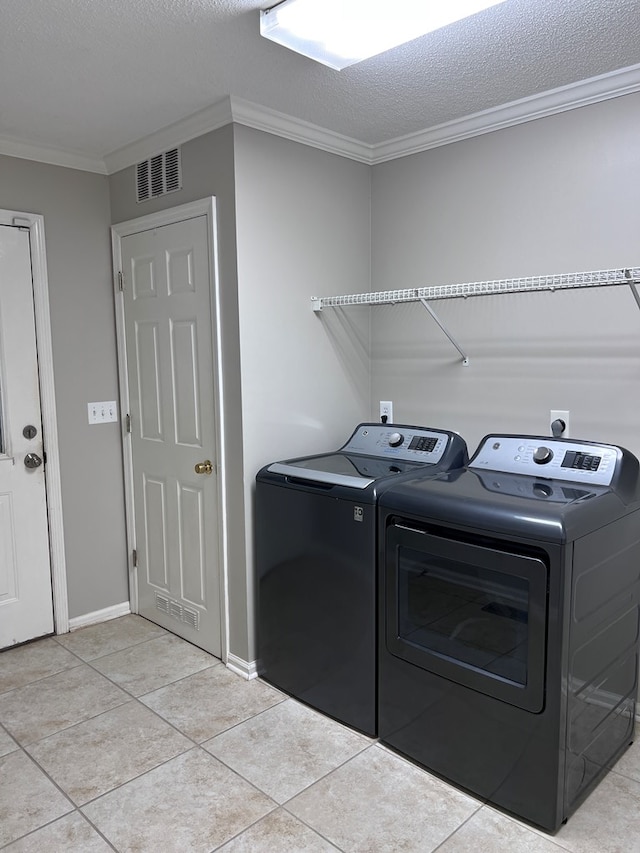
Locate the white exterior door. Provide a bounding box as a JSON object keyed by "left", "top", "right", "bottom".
{"left": 120, "top": 213, "right": 222, "bottom": 657}
{"left": 0, "top": 225, "right": 53, "bottom": 648}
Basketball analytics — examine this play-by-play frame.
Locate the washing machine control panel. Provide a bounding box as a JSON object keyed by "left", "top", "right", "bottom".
{"left": 470, "top": 435, "right": 622, "bottom": 486}
{"left": 343, "top": 424, "right": 452, "bottom": 464}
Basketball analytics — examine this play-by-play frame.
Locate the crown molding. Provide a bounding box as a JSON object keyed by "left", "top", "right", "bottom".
{"left": 103, "top": 95, "right": 372, "bottom": 174}
{"left": 103, "top": 98, "right": 234, "bottom": 175}
{"left": 0, "top": 136, "right": 107, "bottom": 174}
{"left": 4, "top": 62, "right": 640, "bottom": 176}
{"left": 228, "top": 96, "right": 373, "bottom": 164}
{"left": 102, "top": 62, "right": 640, "bottom": 174}
{"left": 371, "top": 62, "right": 640, "bottom": 164}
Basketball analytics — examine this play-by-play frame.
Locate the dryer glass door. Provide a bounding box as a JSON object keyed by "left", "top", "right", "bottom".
{"left": 385, "top": 523, "right": 548, "bottom": 712}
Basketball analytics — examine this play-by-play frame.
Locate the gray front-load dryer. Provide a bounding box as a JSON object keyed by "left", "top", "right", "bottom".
{"left": 378, "top": 434, "right": 640, "bottom": 831}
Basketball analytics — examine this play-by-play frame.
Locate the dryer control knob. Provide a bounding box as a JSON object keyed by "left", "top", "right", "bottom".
{"left": 533, "top": 446, "right": 554, "bottom": 464}
{"left": 389, "top": 432, "right": 404, "bottom": 447}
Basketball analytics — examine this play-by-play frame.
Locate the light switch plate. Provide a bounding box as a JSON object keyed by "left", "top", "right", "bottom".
{"left": 88, "top": 401, "right": 118, "bottom": 424}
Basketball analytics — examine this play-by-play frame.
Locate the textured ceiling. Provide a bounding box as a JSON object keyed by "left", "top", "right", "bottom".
{"left": 1, "top": 0, "right": 640, "bottom": 165}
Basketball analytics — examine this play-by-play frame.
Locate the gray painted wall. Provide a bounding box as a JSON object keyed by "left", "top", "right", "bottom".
{"left": 0, "top": 154, "right": 128, "bottom": 618}
{"left": 233, "top": 125, "right": 372, "bottom": 658}
{"left": 370, "top": 93, "right": 640, "bottom": 458}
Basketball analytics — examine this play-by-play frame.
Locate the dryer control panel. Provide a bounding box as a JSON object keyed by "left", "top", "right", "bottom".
{"left": 342, "top": 423, "right": 454, "bottom": 464}
{"left": 469, "top": 435, "right": 622, "bottom": 486}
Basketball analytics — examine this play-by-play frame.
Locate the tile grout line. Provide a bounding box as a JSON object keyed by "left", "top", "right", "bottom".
{"left": 74, "top": 743, "right": 282, "bottom": 851}
{"left": 473, "top": 804, "right": 581, "bottom": 853}
{"left": 203, "top": 724, "right": 369, "bottom": 812}
{"left": 429, "top": 808, "right": 488, "bottom": 853}
{"left": 0, "top": 619, "right": 169, "bottom": 699}
{"left": 276, "top": 745, "right": 386, "bottom": 853}
{"left": 0, "top": 660, "right": 85, "bottom": 698}
{"left": 53, "top": 626, "right": 171, "bottom": 663}
{"left": 207, "top": 804, "right": 346, "bottom": 853}
{"left": 78, "top": 636, "right": 222, "bottom": 698}
{"left": 0, "top": 720, "right": 19, "bottom": 754}
{"left": 0, "top": 803, "right": 119, "bottom": 853}
{"left": 277, "top": 741, "right": 487, "bottom": 853}
{"left": 0, "top": 748, "right": 86, "bottom": 850}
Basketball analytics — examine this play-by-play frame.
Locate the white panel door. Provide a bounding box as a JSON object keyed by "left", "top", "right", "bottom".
{"left": 0, "top": 225, "right": 53, "bottom": 648}
{"left": 121, "top": 215, "right": 221, "bottom": 656}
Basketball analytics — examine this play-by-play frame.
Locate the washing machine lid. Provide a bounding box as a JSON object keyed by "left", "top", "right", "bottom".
{"left": 268, "top": 453, "right": 427, "bottom": 490}
{"left": 379, "top": 467, "right": 622, "bottom": 542}
{"left": 265, "top": 423, "right": 469, "bottom": 491}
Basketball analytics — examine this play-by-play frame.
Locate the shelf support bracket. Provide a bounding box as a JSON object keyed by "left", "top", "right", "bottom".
{"left": 419, "top": 299, "right": 469, "bottom": 365}
{"left": 622, "top": 268, "right": 640, "bottom": 311}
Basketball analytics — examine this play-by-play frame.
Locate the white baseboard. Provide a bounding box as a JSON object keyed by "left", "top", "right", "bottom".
{"left": 67, "top": 601, "right": 131, "bottom": 632}
{"left": 226, "top": 652, "right": 259, "bottom": 680}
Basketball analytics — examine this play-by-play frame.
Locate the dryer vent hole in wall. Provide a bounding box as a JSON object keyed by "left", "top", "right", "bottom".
{"left": 136, "top": 148, "right": 182, "bottom": 202}
{"left": 155, "top": 592, "right": 199, "bottom": 630}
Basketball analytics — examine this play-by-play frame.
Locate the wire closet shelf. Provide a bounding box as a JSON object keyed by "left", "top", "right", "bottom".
{"left": 311, "top": 266, "right": 640, "bottom": 365}
{"left": 311, "top": 267, "right": 640, "bottom": 312}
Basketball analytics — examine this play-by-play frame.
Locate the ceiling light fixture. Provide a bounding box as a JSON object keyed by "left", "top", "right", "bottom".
{"left": 260, "top": 0, "right": 508, "bottom": 71}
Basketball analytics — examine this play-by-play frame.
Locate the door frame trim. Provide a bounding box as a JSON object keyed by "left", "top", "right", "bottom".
{"left": 110, "top": 197, "right": 229, "bottom": 663}
{"left": 0, "top": 210, "right": 69, "bottom": 634}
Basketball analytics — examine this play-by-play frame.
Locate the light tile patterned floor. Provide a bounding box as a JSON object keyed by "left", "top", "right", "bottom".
{"left": 1, "top": 615, "right": 639, "bottom": 852}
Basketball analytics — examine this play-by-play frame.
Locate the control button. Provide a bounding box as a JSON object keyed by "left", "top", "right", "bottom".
{"left": 514, "top": 455, "right": 521, "bottom": 461}
{"left": 389, "top": 432, "right": 404, "bottom": 447}
{"left": 518, "top": 445, "right": 525, "bottom": 453}
{"left": 533, "top": 446, "right": 554, "bottom": 464}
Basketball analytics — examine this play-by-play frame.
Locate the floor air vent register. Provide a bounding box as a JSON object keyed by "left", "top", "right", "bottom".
{"left": 155, "top": 592, "right": 199, "bottom": 631}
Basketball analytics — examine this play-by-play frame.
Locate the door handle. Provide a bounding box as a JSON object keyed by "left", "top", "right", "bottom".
{"left": 194, "top": 460, "right": 213, "bottom": 475}
{"left": 24, "top": 452, "right": 43, "bottom": 469}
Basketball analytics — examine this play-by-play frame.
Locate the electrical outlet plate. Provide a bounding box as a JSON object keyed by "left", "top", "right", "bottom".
{"left": 380, "top": 400, "right": 393, "bottom": 423}
{"left": 550, "top": 409, "right": 570, "bottom": 438}
{"left": 88, "top": 400, "right": 118, "bottom": 424}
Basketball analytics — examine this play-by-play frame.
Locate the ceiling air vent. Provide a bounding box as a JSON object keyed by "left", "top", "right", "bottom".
{"left": 136, "top": 147, "right": 182, "bottom": 203}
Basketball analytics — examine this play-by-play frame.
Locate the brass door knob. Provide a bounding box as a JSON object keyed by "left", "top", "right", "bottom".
{"left": 194, "top": 460, "right": 213, "bottom": 475}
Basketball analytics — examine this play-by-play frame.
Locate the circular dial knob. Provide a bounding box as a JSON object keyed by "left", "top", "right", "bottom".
{"left": 388, "top": 432, "right": 404, "bottom": 447}
{"left": 533, "top": 446, "right": 554, "bottom": 464}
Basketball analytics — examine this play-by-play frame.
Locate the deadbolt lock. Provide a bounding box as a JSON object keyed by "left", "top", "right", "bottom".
{"left": 194, "top": 460, "right": 213, "bottom": 475}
